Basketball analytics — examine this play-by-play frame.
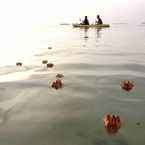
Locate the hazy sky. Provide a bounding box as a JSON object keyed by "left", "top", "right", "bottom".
{"left": 0, "top": 0, "right": 145, "bottom": 25}
{"left": 0, "top": 0, "right": 145, "bottom": 65}
{"left": 1, "top": 0, "right": 145, "bottom": 50}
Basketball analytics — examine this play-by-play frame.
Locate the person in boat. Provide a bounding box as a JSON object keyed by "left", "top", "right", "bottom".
{"left": 96, "top": 15, "right": 103, "bottom": 24}
{"left": 82, "top": 16, "right": 89, "bottom": 25}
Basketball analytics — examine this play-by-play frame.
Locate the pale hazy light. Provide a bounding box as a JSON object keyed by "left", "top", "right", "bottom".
{"left": 0, "top": 0, "right": 145, "bottom": 66}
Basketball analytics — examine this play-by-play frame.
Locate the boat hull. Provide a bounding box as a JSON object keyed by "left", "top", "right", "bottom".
{"left": 72, "top": 24, "right": 110, "bottom": 28}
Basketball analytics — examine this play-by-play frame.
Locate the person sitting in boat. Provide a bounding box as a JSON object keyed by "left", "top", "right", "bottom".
{"left": 82, "top": 16, "right": 89, "bottom": 25}
{"left": 96, "top": 15, "right": 103, "bottom": 24}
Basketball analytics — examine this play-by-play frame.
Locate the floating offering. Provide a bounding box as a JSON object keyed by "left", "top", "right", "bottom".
{"left": 42, "top": 60, "right": 48, "bottom": 64}
{"left": 47, "top": 63, "right": 54, "bottom": 68}
{"left": 52, "top": 79, "right": 63, "bottom": 89}
{"left": 16, "top": 62, "right": 22, "bottom": 66}
{"left": 104, "top": 114, "right": 121, "bottom": 134}
{"left": 56, "top": 73, "right": 64, "bottom": 78}
{"left": 121, "top": 80, "right": 134, "bottom": 92}
{"left": 84, "top": 36, "right": 88, "bottom": 38}
{"left": 48, "top": 46, "right": 52, "bottom": 49}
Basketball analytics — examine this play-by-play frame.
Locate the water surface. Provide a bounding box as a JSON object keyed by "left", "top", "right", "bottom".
{"left": 0, "top": 23, "right": 145, "bottom": 145}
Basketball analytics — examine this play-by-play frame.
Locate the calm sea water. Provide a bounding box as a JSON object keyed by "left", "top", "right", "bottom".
{"left": 0, "top": 23, "right": 145, "bottom": 145}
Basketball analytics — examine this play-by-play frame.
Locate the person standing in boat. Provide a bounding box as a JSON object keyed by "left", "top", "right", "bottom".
{"left": 96, "top": 15, "right": 103, "bottom": 24}
{"left": 82, "top": 16, "right": 89, "bottom": 25}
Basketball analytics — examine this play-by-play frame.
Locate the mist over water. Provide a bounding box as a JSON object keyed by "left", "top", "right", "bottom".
{"left": 0, "top": 0, "right": 145, "bottom": 67}
{"left": 0, "top": 0, "right": 145, "bottom": 66}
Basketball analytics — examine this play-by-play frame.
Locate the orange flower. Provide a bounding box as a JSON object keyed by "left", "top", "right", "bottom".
{"left": 47, "top": 63, "right": 54, "bottom": 68}
{"left": 121, "top": 80, "right": 134, "bottom": 91}
{"left": 104, "top": 114, "right": 121, "bottom": 134}
{"left": 104, "top": 114, "right": 111, "bottom": 128}
{"left": 16, "top": 62, "right": 22, "bottom": 66}
{"left": 42, "top": 60, "right": 48, "bottom": 64}
{"left": 52, "top": 79, "right": 63, "bottom": 90}
{"left": 56, "top": 74, "right": 64, "bottom": 78}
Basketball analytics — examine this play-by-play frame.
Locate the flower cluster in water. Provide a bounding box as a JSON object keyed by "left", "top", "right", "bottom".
{"left": 104, "top": 114, "right": 121, "bottom": 134}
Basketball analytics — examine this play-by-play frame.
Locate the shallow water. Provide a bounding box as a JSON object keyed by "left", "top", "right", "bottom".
{"left": 0, "top": 24, "right": 145, "bottom": 145}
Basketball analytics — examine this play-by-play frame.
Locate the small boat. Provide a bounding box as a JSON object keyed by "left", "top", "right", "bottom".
{"left": 72, "top": 23, "right": 110, "bottom": 28}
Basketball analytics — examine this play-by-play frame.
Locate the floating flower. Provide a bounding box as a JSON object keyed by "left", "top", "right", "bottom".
{"left": 104, "top": 114, "right": 111, "bottom": 128}
{"left": 52, "top": 79, "right": 63, "bottom": 90}
{"left": 42, "top": 60, "right": 48, "bottom": 64}
{"left": 56, "top": 73, "right": 64, "bottom": 78}
{"left": 84, "top": 36, "right": 88, "bottom": 38}
{"left": 16, "top": 62, "right": 22, "bottom": 66}
{"left": 121, "top": 80, "right": 134, "bottom": 92}
{"left": 48, "top": 46, "right": 52, "bottom": 49}
{"left": 47, "top": 63, "right": 54, "bottom": 68}
{"left": 104, "top": 114, "right": 121, "bottom": 134}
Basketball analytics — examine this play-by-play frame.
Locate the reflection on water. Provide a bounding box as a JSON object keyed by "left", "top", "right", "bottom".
{"left": 84, "top": 28, "right": 89, "bottom": 39}
{"left": 82, "top": 27, "right": 102, "bottom": 40}
{"left": 96, "top": 28, "right": 102, "bottom": 39}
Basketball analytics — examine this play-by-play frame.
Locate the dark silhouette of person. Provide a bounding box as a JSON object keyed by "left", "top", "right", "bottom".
{"left": 96, "top": 15, "right": 103, "bottom": 24}
{"left": 83, "top": 16, "right": 89, "bottom": 25}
